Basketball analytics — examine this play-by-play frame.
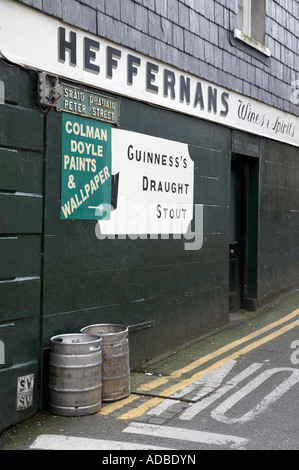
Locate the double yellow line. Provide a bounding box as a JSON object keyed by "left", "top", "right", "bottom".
{"left": 100, "top": 308, "right": 299, "bottom": 420}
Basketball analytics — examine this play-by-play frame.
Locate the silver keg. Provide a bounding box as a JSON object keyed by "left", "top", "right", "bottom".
{"left": 48, "top": 333, "right": 102, "bottom": 416}
{"left": 81, "top": 324, "right": 130, "bottom": 402}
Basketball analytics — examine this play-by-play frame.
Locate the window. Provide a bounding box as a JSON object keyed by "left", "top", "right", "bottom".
{"left": 238, "top": 0, "right": 252, "bottom": 38}
{"left": 234, "top": 0, "right": 271, "bottom": 56}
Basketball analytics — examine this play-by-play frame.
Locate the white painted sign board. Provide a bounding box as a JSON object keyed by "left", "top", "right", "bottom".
{"left": 0, "top": 0, "right": 298, "bottom": 147}
{"left": 98, "top": 129, "right": 194, "bottom": 235}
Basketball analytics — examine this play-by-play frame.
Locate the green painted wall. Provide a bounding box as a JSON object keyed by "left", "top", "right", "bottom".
{"left": 1, "top": 61, "right": 299, "bottom": 432}
{"left": 259, "top": 139, "right": 299, "bottom": 304}
{"left": 0, "top": 61, "right": 43, "bottom": 432}
{"left": 41, "top": 83, "right": 231, "bottom": 371}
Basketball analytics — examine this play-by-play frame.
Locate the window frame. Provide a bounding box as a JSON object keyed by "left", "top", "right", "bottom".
{"left": 235, "top": 0, "right": 271, "bottom": 57}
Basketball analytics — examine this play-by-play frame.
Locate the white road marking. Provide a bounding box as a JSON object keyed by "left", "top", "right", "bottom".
{"left": 123, "top": 422, "right": 249, "bottom": 450}
{"left": 179, "top": 362, "right": 263, "bottom": 421}
{"left": 147, "top": 361, "right": 237, "bottom": 417}
{"left": 174, "top": 360, "right": 237, "bottom": 400}
{"left": 211, "top": 367, "right": 299, "bottom": 424}
{"left": 147, "top": 398, "right": 177, "bottom": 416}
{"left": 29, "top": 434, "right": 174, "bottom": 451}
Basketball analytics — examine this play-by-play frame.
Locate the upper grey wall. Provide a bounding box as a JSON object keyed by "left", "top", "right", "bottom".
{"left": 16, "top": 0, "right": 299, "bottom": 117}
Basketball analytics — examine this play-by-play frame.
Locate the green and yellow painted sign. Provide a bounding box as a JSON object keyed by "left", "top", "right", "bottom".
{"left": 60, "top": 112, "right": 112, "bottom": 220}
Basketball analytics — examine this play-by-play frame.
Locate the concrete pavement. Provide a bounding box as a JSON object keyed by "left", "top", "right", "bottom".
{"left": 1, "top": 288, "right": 299, "bottom": 450}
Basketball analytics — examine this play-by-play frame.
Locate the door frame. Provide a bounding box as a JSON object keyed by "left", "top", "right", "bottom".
{"left": 229, "top": 153, "right": 259, "bottom": 312}
{"left": 229, "top": 158, "right": 245, "bottom": 312}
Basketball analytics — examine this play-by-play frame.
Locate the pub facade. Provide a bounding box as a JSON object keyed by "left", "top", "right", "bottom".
{"left": 0, "top": 0, "right": 298, "bottom": 431}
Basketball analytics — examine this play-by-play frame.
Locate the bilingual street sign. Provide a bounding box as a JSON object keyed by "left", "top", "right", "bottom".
{"left": 57, "top": 84, "right": 120, "bottom": 126}
{"left": 60, "top": 112, "right": 112, "bottom": 220}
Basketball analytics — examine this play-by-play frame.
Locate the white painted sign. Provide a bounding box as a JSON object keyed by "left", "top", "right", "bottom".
{"left": 97, "top": 129, "right": 194, "bottom": 235}
{"left": 0, "top": 0, "right": 299, "bottom": 147}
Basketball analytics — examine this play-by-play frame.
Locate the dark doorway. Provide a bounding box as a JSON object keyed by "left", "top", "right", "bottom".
{"left": 229, "top": 156, "right": 259, "bottom": 312}
{"left": 229, "top": 159, "right": 244, "bottom": 312}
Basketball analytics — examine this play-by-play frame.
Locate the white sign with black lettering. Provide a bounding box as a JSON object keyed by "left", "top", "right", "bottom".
{"left": 98, "top": 129, "right": 194, "bottom": 235}
{"left": 1, "top": 0, "right": 299, "bottom": 147}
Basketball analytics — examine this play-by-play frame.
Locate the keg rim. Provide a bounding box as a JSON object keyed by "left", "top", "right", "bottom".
{"left": 50, "top": 333, "right": 102, "bottom": 345}
{"left": 80, "top": 324, "right": 128, "bottom": 336}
